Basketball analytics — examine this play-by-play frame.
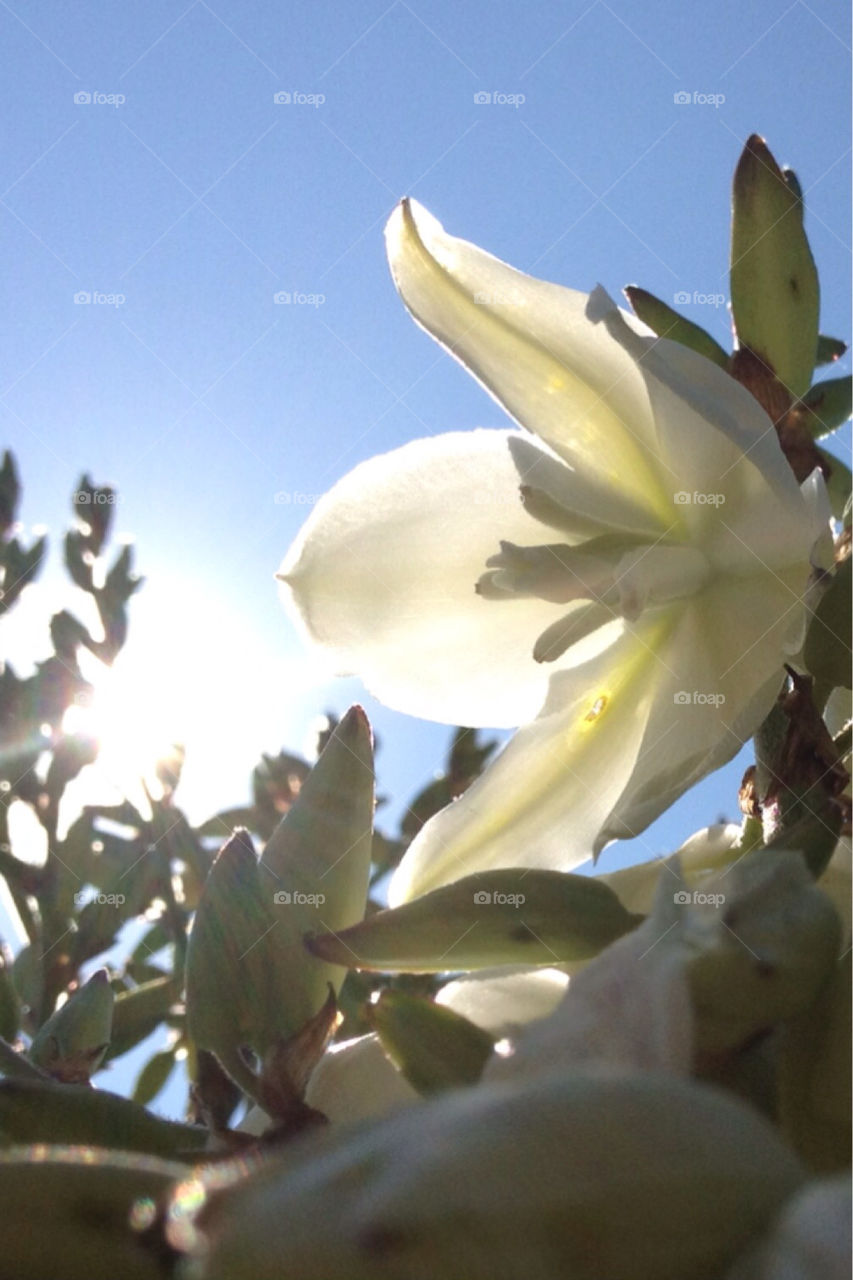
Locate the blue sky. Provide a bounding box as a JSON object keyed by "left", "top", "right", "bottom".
{"left": 2, "top": 0, "right": 850, "bottom": 883}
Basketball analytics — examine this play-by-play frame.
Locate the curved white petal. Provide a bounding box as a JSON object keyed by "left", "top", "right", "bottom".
{"left": 437, "top": 967, "right": 569, "bottom": 1037}
{"left": 304, "top": 1033, "right": 418, "bottom": 1124}
{"left": 386, "top": 200, "right": 674, "bottom": 532}
{"left": 388, "top": 619, "right": 668, "bottom": 903}
{"left": 280, "top": 430, "right": 586, "bottom": 728}
{"left": 390, "top": 561, "right": 806, "bottom": 902}
{"left": 292, "top": 971, "right": 570, "bottom": 1128}
{"left": 596, "top": 567, "right": 803, "bottom": 848}
{"left": 386, "top": 202, "right": 822, "bottom": 581}
{"left": 598, "top": 822, "right": 743, "bottom": 915}
{"left": 487, "top": 893, "right": 693, "bottom": 1084}
{"left": 588, "top": 290, "right": 802, "bottom": 495}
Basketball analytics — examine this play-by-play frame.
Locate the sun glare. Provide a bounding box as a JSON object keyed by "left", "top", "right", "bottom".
{"left": 57, "top": 582, "right": 334, "bottom": 829}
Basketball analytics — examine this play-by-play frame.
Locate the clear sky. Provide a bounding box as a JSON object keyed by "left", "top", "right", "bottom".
{"left": 2, "top": 0, "right": 850, "bottom": 883}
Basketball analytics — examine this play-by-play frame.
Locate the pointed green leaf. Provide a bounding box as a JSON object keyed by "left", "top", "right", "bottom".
{"left": 815, "top": 334, "right": 847, "bottom": 366}
{"left": 802, "top": 375, "right": 852, "bottom": 437}
{"left": 370, "top": 991, "right": 494, "bottom": 1094}
{"left": 0, "top": 945, "right": 20, "bottom": 1042}
{"left": 0, "top": 451, "right": 20, "bottom": 536}
{"left": 185, "top": 829, "right": 294, "bottom": 1067}
{"left": 731, "top": 134, "right": 819, "bottom": 398}
{"left": 187, "top": 709, "right": 374, "bottom": 1080}
{"left": 0, "top": 533, "right": 47, "bottom": 613}
{"left": 195, "top": 807, "right": 257, "bottom": 840}
{"left": 782, "top": 167, "right": 803, "bottom": 202}
{"left": 623, "top": 287, "right": 729, "bottom": 368}
{"left": 11, "top": 945, "right": 43, "bottom": 1022}
{"left": 28, "top": 969, "right": 114, "bottom": 1083}
{"left": 64, "top": 530, "right": 95, "bottom": 592}
{"left": 106, "top": 976, "right": 181, "bottom": 1062}
{"left": 0, "top": 1037, "right": 48, "bottom": 1081}
{"left": 130, "top": 921, "right": 171, "bottom": 965}
{"left": 260, "top": 704, "right": 374, "bottom": 1011}
{"left": 804, "top": 557, "right": 852, "bottom": 690}
{"left": 132, "top": 1047, "right": 177, "bottom": 1107}
{"left": 306, "top": 869, "right": 641, "bottom": 972}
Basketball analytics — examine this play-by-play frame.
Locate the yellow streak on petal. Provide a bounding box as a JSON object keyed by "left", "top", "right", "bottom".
{"left": 391, "top": 614, "right": 679, "bottom": 903}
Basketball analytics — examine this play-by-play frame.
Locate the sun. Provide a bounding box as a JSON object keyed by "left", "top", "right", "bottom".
{"left": 59, "top": 578, "right": 333, "bottom": 827}
{"left": 62, "top": 659, "right": 184, "bottom": 814}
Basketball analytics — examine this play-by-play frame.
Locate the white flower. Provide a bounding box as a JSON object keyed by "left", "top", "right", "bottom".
{"left": 279, "top": 200, "right": 826, "bottom": 904}
{"left": 241, "top": 967, "right": 569, "bottom": 1131}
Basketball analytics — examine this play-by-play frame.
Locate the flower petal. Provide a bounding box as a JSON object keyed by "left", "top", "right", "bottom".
{"left": 304, "top": 1033, "right": 418, "bottom": 1124}
{"left": 595, "top": 567, "right": 807, "bottom": 850}
{"left": 587, "top": 288, "right": 822, "bottom": 565}
{"left": 598, "top": 822, "right": 743, "bottom": 915}
{"left": 388, "top": 618, "right": 670, "bottom": 903}
{"left": 389, "top": 562, "right": 806, "bottom": 902}
{"left": 386, "top": 200, "right": 674, "bottom": 532}
{"left": 487, "top": 874, "right": 693, "bottom": 1082}
{"left": 279, "top": 429, "right": 616, "bottom": 728}
{"left": 436, "top": 967, "right": 569, "bottom": 1037}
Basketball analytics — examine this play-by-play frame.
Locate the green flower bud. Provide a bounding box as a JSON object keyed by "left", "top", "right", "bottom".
{"left": 731, "top": 134, "right": 819, "bottom": 399}
{"left": 28, "top": 968, "right": 114, "bottom": 1084}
